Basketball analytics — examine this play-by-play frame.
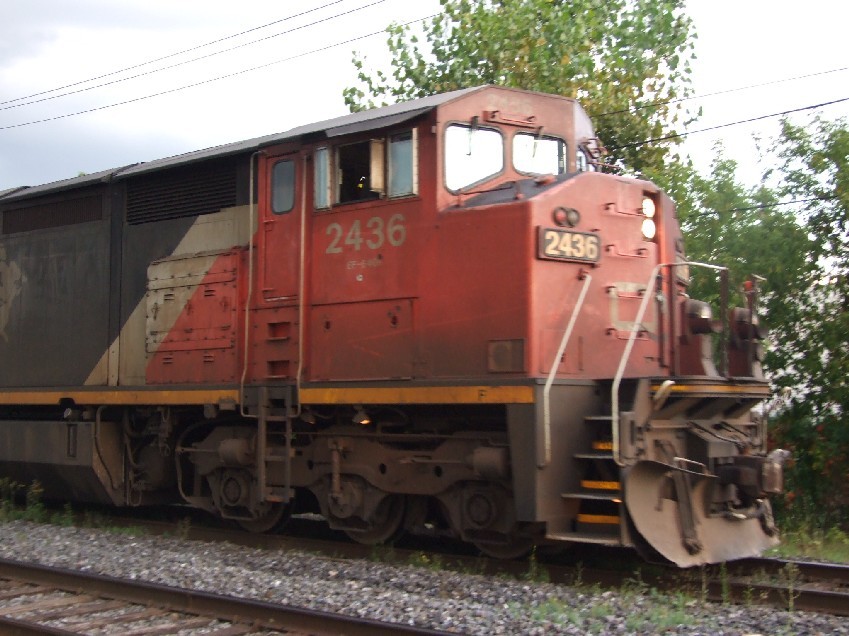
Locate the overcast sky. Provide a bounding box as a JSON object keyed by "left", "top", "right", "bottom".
{"left": 1, "top": 0, "right": 846, "bottom": 192}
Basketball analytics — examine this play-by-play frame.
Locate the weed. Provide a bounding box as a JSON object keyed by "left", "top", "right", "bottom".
{"left": 22, "top": 481, "right": 45, "bottom": 523}
{"left": 369, "top": 543, "right": 401, "bottom": 565}
{"left": 529, "top": 598, "right": 569, "bottom": 623}
{"left": 770, "top": 521, "right": 849, "bottom": 563}
{"left": 570, "top": 561, "right": 584, "bottom": 587}
{"left": 589, "top": 600, "right": 613, "bottom": 619}
{"left": 523, "top": 547, "right": 550, "bottom": 583}
{"left": 778, "top": 562, "right": 801, "bottom": 612}
{"left": 719, "top": 561, "right": 731, "bottom": 604}
{"left": 408, "top": 551, "right": 444, "bottom": 571}
{"left": 82, "top": 509, "right": 107, "bottom": 528}
{"left": 651, "top": 598, "right": 693, "bottom": 630}
{"left": 699, "top": 565, "right": 709, "bottom": 605}
{"left": 0, "top": 478, "right": 22, "bottom": 520}
{"left": 743, "top": 584, "right": 754, "bottom": 607}
{"left": 52, "top": 502, "right": 75, "bottom": 527}
{"left": 175, "top": 517, "right": 192, "bottom": 540}
{"left": 621, "top": 569, "right": 649, "bottom": 597}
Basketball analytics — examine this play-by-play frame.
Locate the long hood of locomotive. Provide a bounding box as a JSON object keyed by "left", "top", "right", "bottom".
{"left": 0, "top": 170, "right": 674, "bottom": 394}
{"left": 0, "top": 202, "right": 250, "bottom": 392}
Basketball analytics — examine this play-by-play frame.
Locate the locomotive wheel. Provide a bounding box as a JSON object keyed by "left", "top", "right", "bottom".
{"left": 344, "top": 495, "right": 406, "bottom": 545}
{"left": 237, "top": 502, "right": 291, "bottom": 534}
{"left": 473, "top": 536, "right": 534, "bottom": 560}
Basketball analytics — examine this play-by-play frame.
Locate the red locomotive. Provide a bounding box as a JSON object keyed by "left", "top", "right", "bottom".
{"left": 0, "top": 86, "right": 785, "bottom": 565}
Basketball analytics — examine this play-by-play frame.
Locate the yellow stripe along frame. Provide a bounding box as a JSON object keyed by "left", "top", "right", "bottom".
{"left": 0, "top": 385, "right": 536, "bottom": 407}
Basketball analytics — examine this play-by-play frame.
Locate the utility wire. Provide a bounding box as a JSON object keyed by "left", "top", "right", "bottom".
{"left": 608, "top": 97, "right": 849, "bottom": 151}
{"left": 0, "top": 0, "right": 350, "bottom": 106}
{"left": 0, "top": 0, "right": 388, "bottom": 113}
{"left": 722, "top": 196, "right": 839, "bottom": 214}
{"left": 597, "top": 65, "right": 849, "bottom": 118}
{"left": 0, "top": 9, "right": 843, "bottom": 146}
{"left": 0, "top": 15, "right": 436, "bottom": 132}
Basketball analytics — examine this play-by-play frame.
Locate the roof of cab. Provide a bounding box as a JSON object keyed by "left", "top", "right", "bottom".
{"left": 1, "top": 86, "right": 485, "bottom": 203}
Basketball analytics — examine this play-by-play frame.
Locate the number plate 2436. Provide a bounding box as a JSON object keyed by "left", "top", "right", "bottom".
{"left": 538, "top": 227, "right": 600, "bottom": 263}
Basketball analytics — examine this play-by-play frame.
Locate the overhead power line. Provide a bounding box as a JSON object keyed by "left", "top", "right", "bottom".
{"left": 597, "top": 65, "right": 849, "bottom": 119}
{"left": 0, "top": 0, "right": 350, "bottom": 107}
{"left": 0, "top": 15, "right": 436, "bottom": 132}
{"left": 608, "top": 97, "right": 849, "bottom": 151}
{"left": 722, "top": 196, "right": 839, "bottom": 214}
{"left": 1, "top": 0, "right": 389, "bottom": 112}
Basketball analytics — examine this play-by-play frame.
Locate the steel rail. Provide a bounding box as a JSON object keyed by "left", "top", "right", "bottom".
{"left": 0, "top": 557, "right": 451, "bottom": 636}
{"left": 734, "top": 556, "right": 849, "bottom": 584}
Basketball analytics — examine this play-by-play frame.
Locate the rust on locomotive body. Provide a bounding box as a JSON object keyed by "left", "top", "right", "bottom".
{"left": 0, "top": 86, "right": 785, "bottom": 565}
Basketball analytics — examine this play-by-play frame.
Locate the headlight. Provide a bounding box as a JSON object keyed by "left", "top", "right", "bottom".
{"left": 641, "top": 218, "right": 656, "bottom": 240}
{"left": 553, "top": 206, "right": 580, "bottom": 227}
{"left": 642, "top": 197, "right": 656, "bottom": 218}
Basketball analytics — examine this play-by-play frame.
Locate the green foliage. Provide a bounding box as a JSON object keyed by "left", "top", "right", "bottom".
{"left": 648, "top": 148, "right": 816, "bottom": 376}
{"left": 344, "top": 0, "right": 697, "bottom": 173}
{"left": 522, "top": 547, "right": 550, "bottom": 582}
{"left": 767, "top": 117, "right": 849, "bottom": 528}
{"left": 769, "top": 524, "right": 849, "bottom": 563}
{"left": 658, "top": 117, "right": 849, "bottom": 529}
{"left": 0, "top": 478, "right": 22, "bottom": 520}
{"left": 52, "top": 502, "right": 75, "bottom": 527}
{"left": 0, "top": 479, "right": 48, "bottom": 523}
{"left": 23, "top": 481, "right": 45, "bottom": 522}
{"left": 407, "top": 550, "right": 445, "bottom": 571}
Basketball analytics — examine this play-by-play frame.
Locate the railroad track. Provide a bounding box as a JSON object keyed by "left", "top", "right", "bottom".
{"left": 0, "top": 557, "right": 449, "bottom": 635}
{"left": 719, "top": 556, "right": 849, "bottom": 615}
{"left": 94, "top": 513, "right": 849, "bottom": 617}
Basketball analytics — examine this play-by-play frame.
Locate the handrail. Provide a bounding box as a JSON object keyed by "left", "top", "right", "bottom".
{"left": 240, "top": 151, "right": 264, "bottom": 419}
{"left": 540, "top": 271, "right": 592, "bottom": 467}
{"left": 610, "top": 261, "right": 727, "bottom": 466}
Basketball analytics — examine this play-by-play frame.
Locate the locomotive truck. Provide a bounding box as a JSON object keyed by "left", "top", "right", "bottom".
{"left": 0, "top": 86, "right": 786, "bottom": 566}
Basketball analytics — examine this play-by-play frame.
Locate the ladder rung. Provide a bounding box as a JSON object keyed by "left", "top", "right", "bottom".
{"left": 577, "top": 513, "right": 620, "bottom": 525}
{"left": 581, "top": 479, "right": 620, "bottom": 491}
{"left": 574, "top": 452, "right": 614, "bottom": 460}
{"left": 547, "top": 531, "right": 623, "bottom": 546}
{"left": 562, "top": 492, "right": 621, "bottom": 502}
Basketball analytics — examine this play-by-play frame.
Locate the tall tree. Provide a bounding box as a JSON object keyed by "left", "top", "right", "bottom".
{"left": 657, "top": 120, "right": 849, "bottom": 525}
{"left": 768, "top": 117, "right": 849, "bottom": 523}
{"left": 344, "top": 0, "right": 697, "bottom": 173}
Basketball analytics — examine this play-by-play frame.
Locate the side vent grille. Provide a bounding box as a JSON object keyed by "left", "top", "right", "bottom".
{"left": 1, "top": 194, "right": 103, "bottom": 234}
{"left": 126, "top": 159, "right": 238, "bottom": 225}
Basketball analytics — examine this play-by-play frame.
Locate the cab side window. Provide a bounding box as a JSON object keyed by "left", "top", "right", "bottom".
{"left": 337, "top": 140, "right": 382, "bottom": 204}
{"left": 271, "top": 160, "right": 295, "bottom": 214}
{"left": 314, "top": 147, "right": 330, "bottom": 210}
{"left": 316, "top": 130, "right": 418, "bottom": 209}
{"left": 388, "top": 131, "right": 417, "bottom": 197}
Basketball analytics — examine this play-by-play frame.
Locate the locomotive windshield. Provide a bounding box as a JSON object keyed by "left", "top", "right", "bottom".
{"left": 444, "top": 123, "right": 504, "bottom": 191}
{"left": 513, "top": 133, "right": 567, "bottom": 176}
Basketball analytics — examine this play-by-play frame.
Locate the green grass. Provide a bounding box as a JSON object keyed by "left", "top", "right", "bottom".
{"left": 515, "top": 584, "right": 697, "bottom": 634}
{"left": 0, "top": 479, "right": 150, "bottom": 536}
{"left": 769, "top": 524, "right": 849, "bottom": 563}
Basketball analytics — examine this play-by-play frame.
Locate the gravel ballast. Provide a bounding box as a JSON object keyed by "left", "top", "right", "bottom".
{"left": 0, "top": 520, "right": 845, "bottom": 635}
